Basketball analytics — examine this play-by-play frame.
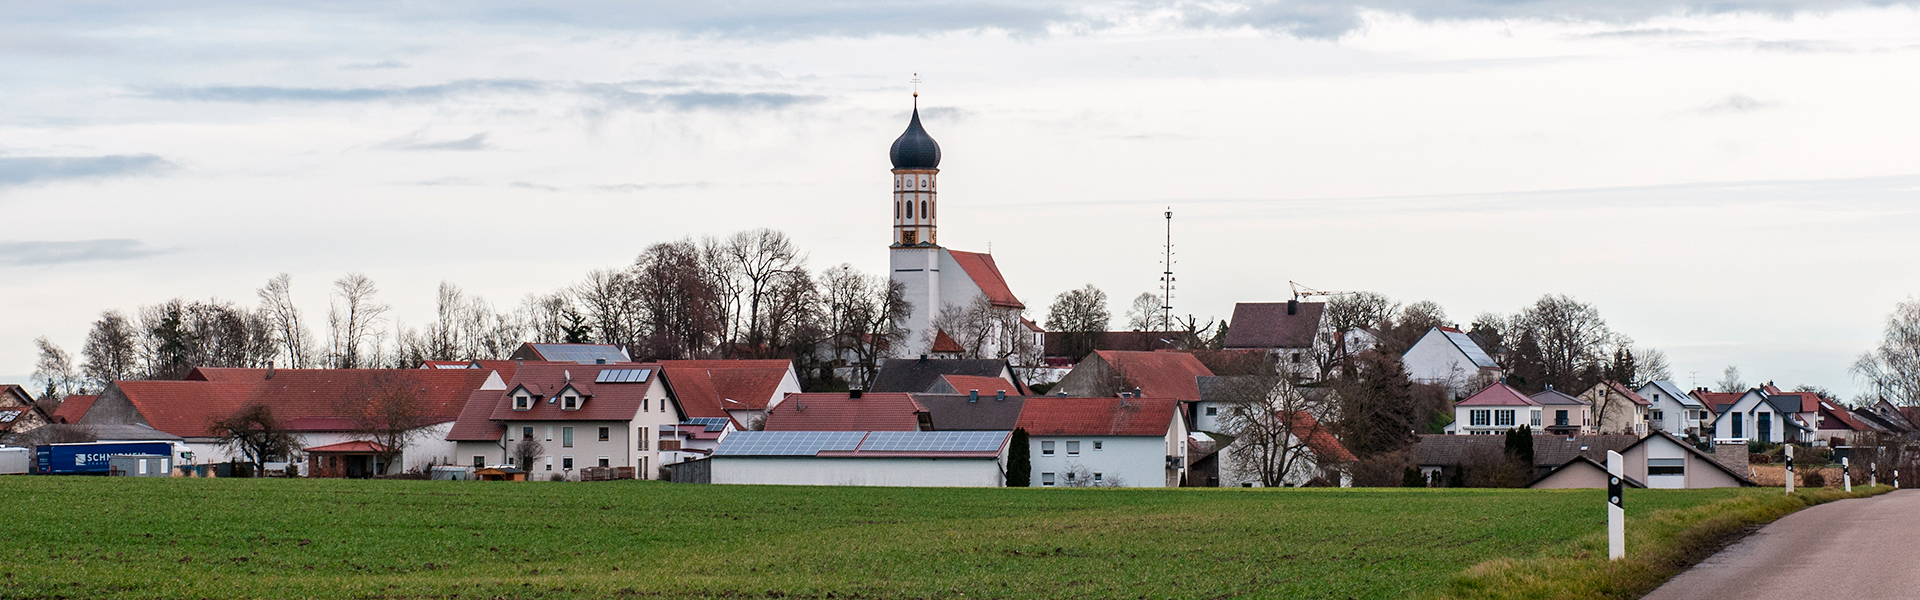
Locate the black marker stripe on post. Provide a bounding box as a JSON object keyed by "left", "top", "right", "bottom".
{"left": 1608, "top": 476, "right": 1623, "bottom": 509}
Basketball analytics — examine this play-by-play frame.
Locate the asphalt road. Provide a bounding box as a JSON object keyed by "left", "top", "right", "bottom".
{"left": 1643, "top": 489, "right": 1920, "bottom": 599}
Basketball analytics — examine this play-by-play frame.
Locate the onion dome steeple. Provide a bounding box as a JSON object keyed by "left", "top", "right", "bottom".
{"left": 889, "top": 101, "right": 941, "bottom": 170}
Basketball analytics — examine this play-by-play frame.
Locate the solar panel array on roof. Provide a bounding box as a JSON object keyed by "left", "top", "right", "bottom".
{"left": 714, "top": 431, "right": 865, "bottom": 456}
{"left": 858, "top": 431, "right": 1007, "bottom": 453}
{"left": 1443, "top": 330, "right": 1499, "bottom": 369}
{"left": 686, "top": 417, "right": 731, "bottom": 431}
{"left": 594, "top": 368, "right": 652, "bottom": 383}
{"left": 532, "top": 344, "right": 631, "bottom": 364}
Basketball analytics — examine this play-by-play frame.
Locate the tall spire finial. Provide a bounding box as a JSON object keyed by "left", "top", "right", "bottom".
{"left": 911, "top": 73, "right": 921, "bottom": 106}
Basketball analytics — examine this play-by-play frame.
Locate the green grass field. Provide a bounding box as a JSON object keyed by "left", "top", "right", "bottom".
{"left": 0, "top": 478, "right": 1762, "bottom": 599}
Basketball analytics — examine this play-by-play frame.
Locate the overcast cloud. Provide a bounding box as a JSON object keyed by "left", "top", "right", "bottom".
{"left": 3, "top": 0, "right": 1920, "bottom": 396}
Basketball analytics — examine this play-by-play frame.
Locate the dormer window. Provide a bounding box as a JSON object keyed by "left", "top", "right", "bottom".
{"left": 563, "top": 394, "right": 579, "bottom": 410}
{"left": 513, "top": 393, "right": 532, "bottom": 411}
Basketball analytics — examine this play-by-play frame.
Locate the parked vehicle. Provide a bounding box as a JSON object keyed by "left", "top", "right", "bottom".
{"left": 35, "top": 441, "right": 188, "bottom": 475}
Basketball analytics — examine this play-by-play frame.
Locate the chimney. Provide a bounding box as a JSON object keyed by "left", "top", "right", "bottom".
{"left": 266, "top": 361, "right": 275, "bottom": 380}
{"left": 918, "top": 354, "right": 928, "bottom": 364}
{"left": 1287, "top": 299, "right": 1299, "bottom": 315}
{"left": 968, "top": 389, "right": 979, "bottom": 403}
{"left": 996, "top": 390, "right": 1006, "bottom": 402}
{"left": 596, "top": 358, "right": 606, "bottom": 365}
{"left": 1713, "top": 441, "right": 1750, "bottom": 474}
{"left": 849, "top": 389, "right": 863, "bottom": 399}
{"left": 1134, "top": 386, "right": 1144, "bottom": 398}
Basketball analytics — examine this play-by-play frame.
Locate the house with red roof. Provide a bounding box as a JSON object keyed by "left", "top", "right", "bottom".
{"left": 49, "top": 394, "right": 98, "bottom": 424}
{"left": 1579, "top": 382, "right": 1652, "bottom": 436}
{"left": 656, "top": 359, "right": 802, "bottom": 430}
{"left": 0, "top": 384, "right": 55, "bottom": 441}
{"left": 761, "top": 391, "right": 930, "bottom": 432}
{"left": 1050, "top": 351, "right": 1213, "bottom": 400}
{"left": 1016, "top": 396, "right": 1189, "bottom": 487}
{"left": 1445, "top": 382, "right": 1543, "bottom": 435}
{"left": 447, "top": 363, "right": 682, "bottom": 480}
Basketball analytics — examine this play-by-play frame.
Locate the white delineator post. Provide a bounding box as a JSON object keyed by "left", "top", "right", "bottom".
{"left": 1608, "top": 450, "right": 1625, "bottom": 561}
{"left": 1785, "top": 445, "right": 1794, "bottom": 494}
{"left": 1872, "top": 462, "right": 1878, "bottom": 488}
{"left": 1845, "top": 456, "right": 1852, "bottom": 492}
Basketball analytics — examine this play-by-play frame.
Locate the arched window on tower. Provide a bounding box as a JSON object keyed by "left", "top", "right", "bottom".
{"left": 895, "top": 201, "right": 900, "bottom": 219}
{"left": 920, "top": 200, "right": 928, "bottom": 219}
{"left": 906, "top": 201, "right": 913, "bottom": 219}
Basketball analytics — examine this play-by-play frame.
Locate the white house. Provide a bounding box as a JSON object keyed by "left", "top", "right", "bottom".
{"left": 1708, "top": 389, "right": 1813, "bottom": 444}
{"left": 1192, "top": 376, "right": 1352, "bottom": 487}
{"left": 1446, "top": 383, "right": 1542, "bottom": 435}
{"left": 1017, "top": 397, "right": 1187, "bottom": 488}
{"left": 1527, "top": 388, "right": 1590, "bottom": 435}
{"left": 1402, "top": 327, "right": 1503, "bottom": 399}
{"left": 446, "top": 363, "right": 684, "bottom": 480}
{"left": 1636, "top": 380, "right": 1708, "bottom": 438}
{"left": 709, "top": 430, "right": 1010, "bottom": 486}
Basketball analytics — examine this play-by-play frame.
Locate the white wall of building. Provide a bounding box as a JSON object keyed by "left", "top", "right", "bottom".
{"left": 1450, "top": 405, "right": 1543, "bottom": 435}
{"left": 1402, "top": 329, "right": 1479, "bottom": 397}
{"left": 1029, "top": 435, "right": 1170, "bottom": 488}
{"left": 711, "top": 456, "right": 1004, "bottom": 486}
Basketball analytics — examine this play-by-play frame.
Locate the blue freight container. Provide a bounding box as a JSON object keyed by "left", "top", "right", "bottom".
{"left": 36, "top": 442, "right": 184, "bottom": 475}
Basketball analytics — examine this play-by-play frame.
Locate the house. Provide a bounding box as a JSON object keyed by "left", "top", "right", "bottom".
{"left": 1850, "top": 399, "right": 1917, "bottom": 435}
{"left": 658, "top": 359, "right": 802, "bottom": 430}
{"left": 1707, "top": 389, "right": 1813, "bottom": 444}
{"left": 928, "top": 330, "right": 966, "bottom": 359}
{"left": 1414, "top": 434, "right": 1639, "bottom": 484}
{"left": 447, "top": 363, "right": 681, "bottom": 480}
{"left": 1636, "top": 380, "right": 1708, "bottom": 438}
{"left": 1016, "top": 396, "right": 1187, "bottom": 487}
{"left": 1531, "top": 430, "right": 1756, "bottom": 489}
{"left": 1050, "top": 351, "right": 1213, "bottom": 400}
{"left": 1579, "top": 382, "right": 1650, "bottom": 435}
{"left": 869, "top": 357, "right": 1028, "bottom": 395}
{"left": 305, "top": 441, "right": 391, "bottom": 478}
{"left": 912, "top": 392, "right": 1027, "bottom": 431}
{"left": 84, "top": 367, "right": 493, "bottom": 473}
{"left": 1447, "top": 383, "right": 1542, "bottom": 435}
{"left": 1188, "top": 376, "right": 1343, "bottom": 487}
{"left": 1402, "top": 327, "right": 1503, "bottom": 399}
{"left": 1812, "top": 398, "right": 1875, "bottom": 446}
{"left": 0, "top": 385, "right": 55, "bottom": 440}
{"left": 762, "top": 392, "right": 929, "bottom": 432}
{"left": 1041, "top": 330, "right": 1187, "bottom": 365}
{"left": 709, "top": 430, "right": 1012, "bottom": 486}
{"left": 507, "top": 343, "right": 633, "bottom": 364}
{"left": 1528, "top": 387, "right": 1590, "bottom": 435}
{"left": 1222, "top": 299, "right": 1324, "bottom": 377}
{"left": 658, "top": 417, "right": 735, "bottom": 465}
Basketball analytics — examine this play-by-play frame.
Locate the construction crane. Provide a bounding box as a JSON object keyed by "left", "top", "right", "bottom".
{"left": 1288, "top": 281, "right": 1361, "bottom": 301}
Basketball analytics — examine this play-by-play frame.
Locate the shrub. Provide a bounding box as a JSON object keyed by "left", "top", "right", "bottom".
{"left": 548, "top": 473, "right": 567, "bottom": 482}
{"left": 1802, "top": 472, "right": 1827, "bottom": 488}
{"left": 1749, "top": 454, "right": 1772, "bottom": 465}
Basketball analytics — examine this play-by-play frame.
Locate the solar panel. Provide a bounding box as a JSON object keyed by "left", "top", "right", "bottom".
{"left": 686, "top": 417, "right": 731, "bottom": 431}
{"left": 533, "top": 344, "right": 631, "bottom": 365}
{"left": 857, "top": 431, "right": 1008, "bottom": 453}
{"left": 714, "top": 431, "right": 865, "bottom": 456}
{"left": 1444, "top": 331, "right": 1499, "bottom": 369}
{"left": 0, "top": 410, "right": 18, "bottom": 423}
{"left": 594, "top": 368, "right": 652, "bottom": 383}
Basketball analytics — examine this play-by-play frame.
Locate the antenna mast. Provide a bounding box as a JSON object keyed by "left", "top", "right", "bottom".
{"left": 1160, "top": 208, "right": 1175, "bottom": 332}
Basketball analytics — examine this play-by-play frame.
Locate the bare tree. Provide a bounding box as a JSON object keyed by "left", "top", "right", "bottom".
{"left": 395, "top": 282, "right": 524, "bottom": 367}
{"left": 1638, "top": 347, "right": 1673, "bottom": 382}
{"left": 1216, "top": 376, "right": 1335, "bottom": 487}
{"left": 573, "top": 268, "right": 643, "bottom": 350}
{"left": 512, "top": 439, "right": 544, "bottom": 471}
{"left": 634, "top": 239, "right": 725, "bottom": 360}
{"left": 328, "top": 274, "right": 389, "bottom": 368}
{"left": 520, "top": 292, "right": 574, "bottom": 344}
{"left": 1045, "top": 284, "right": 1109, "bottom": 361}
{"left": 725, "top": 228, "right": 806, "bottom": 351}
{"left": 81, "top": 310, "right": 141, "bottom": 388}
{"left": 1854, "top": 298, "right": 1920, "bottom": 406}
{"left": 1507, "top": 294, "right": 1616, "bottom": 392}
{"left": 31, "top": 337, "right": 82, "bottom": 407}
{"left": 1718, "top": 365, "right": 1747, "bottom": 394}
{"left": 345, "top": 372, "right": 431, "bottom": 474}
{"left": 819, "top": 265, "right": 910, "bottom": 389}
{"left": 256, "top": 273, "right": 313, "bottom": 368}
{"left": 211, "top": 404, "right": 300, "bottom": 476}
{"left": 1124, "top": 292, "right": 1162, "bottom": 332}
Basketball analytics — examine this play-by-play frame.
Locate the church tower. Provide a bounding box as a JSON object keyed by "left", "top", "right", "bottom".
{"left": 890, "top": 100, "right": 941, "bottom": 247}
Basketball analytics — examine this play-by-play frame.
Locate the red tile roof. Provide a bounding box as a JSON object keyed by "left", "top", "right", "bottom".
{"left": 1693, "top": 391, "right": 1744, "bottom": 414}
{"left": 305, "top": 440, "right": 389, "bottom": 453}
{"left": 1817, "top": 400, "right": 1871, "bottom": 431}
{"left": 447, "top": 387, "right": 509, "bottom": 441}
{"left": 110, "top": 380, "right": 260, "bottom": 437}
{"left": 938, "top": 375, "right": 1020, "bottom": 395}
{"left": 1456, "top": 383, "right": 1539, "bottom": 407}
{"left": 947, "top": 250, "right": 1024, "bottom": 309}
{"left": 1606, "top": 381, "right": 1650, "bottom": 406}
{"left": 931, "top": 330, "right": 965, "bottom": 354}
{"left": 52, "top": 394, "right": 98, "bottom": 424}
{"left": 1016, "top": 397, "right": 1177, "bottom": 437}
{"left": 763, "top": 392, "right": 926, "bottom": 431}
{"left": 659, "top": 360, "right": 793, "bottom": 415}
{"left": 1283, "top": 411, "right": 1355, "bottom": 462}
{"left": 1095, "top": 350, "right": 1213, "bottom": 400}
{"left": 113, "top": 368, "right": 496, "bottom": 438}
{"left": 483, "top": 364, "right": 662, "bottom": 422}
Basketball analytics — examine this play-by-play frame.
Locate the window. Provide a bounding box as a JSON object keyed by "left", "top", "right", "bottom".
{"left": 1064, "top": 471, "right": 1076, "bottom": 483}
{"left": 639, "top": 428, "right": 649, "bottom": 451}
{"left": 1205, "top": 406, "right": 1217, "bottom": 416}
{"left": 522, "top": 426, "right": 534, "bottom": 441}
{"left": 598, "top": 457, "right": 610, "bottom": 468}
{"left": 1731, "top": 414, "right": 1744, "bottom": 438}
{"left": 1042, "top": 441, "right": 1055, "bottom": 456}
{"left": 1066, "top": 441, "right": 1080, "bottom": 456}
{"left": 1495, "top": 410, "right": 1515, "bottom": 427}
{"left": 562, "top": 457, "right": 574, "bottom": 470}
{"left": 1470, "top": 410, "right": 1490, "bottom": 426}
{"left": 1648, "top": 458, "right": 1685, "bottom": 476}
{"left": 642, "top": 398, "right": 648, "bottom": 411}
{"left": 563, "top": 395, "right": 578, "bottom": 410}
{"left": 1041, "top": 472, "right": 1055, "bottom": 486}
{"left": 895, "top": 201, "right": 901, "bottom": 219}
{"left": 1093, "top": 473, "right": 1103, "bottom": 482}
{"left": 1093, "top": 441, "right": 1102, "bottom": 451}
{"left": 507, "top": 457, "right": 516, "bottom": 467}
{"left": 1555, "top": 410, "right": 1569, "bottom": 426}
{"left": 563, "top": 427, "right": 574, "bottom": 448}
{"left": 598, "top": 427, "right": 610, "bottom": 442}
{"left": 1530, "top": 410, "right": 1541, "bottom": 427}
{"left": 920, "top": 200, "right": 927, "bottom": 218}
{"left": 514, "top": 394, "right": 531, "bottom": 410}
{"left": 1652, "top": 410, "right": 1664, "bottom": 422}
{"left": 545, "top": 426, "right": 553, "bottom": 441}
{"left": 1758, "top": 412, "right": 1772, "bottom": 441}
{"left": 472, "top": 456, "right": 484, "bottom": 468}
{"left": 906, "top": 201, "right": 913, "bottom": 219}
{"left": 545, "top": 457, "right": 553, "bottom": 471}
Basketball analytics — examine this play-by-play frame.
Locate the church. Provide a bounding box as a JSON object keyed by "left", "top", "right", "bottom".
{"left": 886, "top": 97, "right": 1039, "bottom": 359}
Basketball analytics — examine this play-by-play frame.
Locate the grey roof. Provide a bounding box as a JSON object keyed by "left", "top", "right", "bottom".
{"left": 1196, "top": 376, "right": 1330, "bottom": 404}
{"left": 523, "top": 343, "right": 631, "bottom": 364}
{"left": 714, "top": 430, "right": 1008, "bottom": 457}
{"left": 1762, "top": 393, "right": 1808, "bottom": 417}
{"left": 714, "top": 431, "right": 866, "bottom": 456}
{"left": 1529, "top": 389, "right": 1588, "bottom": 406}
{"left": 1222, "top": 302, "right": 1325, "bottom": 349}
{"left": 913, "top": 393, "right": 1028, "bottom": 431}
{"left": 1641, "top": 380, "right": 1702, "bottom": 408}
{"left": 1528, "top": 455, "right": 1645, "bottom": 488}
{"left": 889, "top": 107, "right": 941, "bottom": 169}
{"left": 1628, "top": 429, "right": 1758, "bottom": 486}
{"left": 1440, "top": 329, "right": 1500, "bottom": 369}
{"left": 1413, "top": 434, "right": 1638, "bottom": 468}
{"left": 870, "top": 358, "right": 1015, "bottom": 394}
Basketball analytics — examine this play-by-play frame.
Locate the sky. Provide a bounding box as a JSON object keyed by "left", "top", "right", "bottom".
{"left": 4, "top": 1, "right": 1920, "bottom": 397}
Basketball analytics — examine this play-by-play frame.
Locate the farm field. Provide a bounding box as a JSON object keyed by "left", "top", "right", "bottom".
{"left": 0, "top": 478, "right": 1755, "bottom": 599}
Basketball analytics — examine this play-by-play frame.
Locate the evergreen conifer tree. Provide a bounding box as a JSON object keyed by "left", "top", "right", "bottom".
{"left": 1007, "top": 428, "right": 1031, "bottom": 487}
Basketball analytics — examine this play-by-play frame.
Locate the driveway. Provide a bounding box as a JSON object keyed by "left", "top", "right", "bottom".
{"left": 1643, "top": 489, "right": 1918, "bottom": 600}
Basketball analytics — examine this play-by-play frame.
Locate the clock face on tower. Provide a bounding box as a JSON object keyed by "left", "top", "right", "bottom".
{"left": 901, "top": 230, "right": 918, "bottom": 245}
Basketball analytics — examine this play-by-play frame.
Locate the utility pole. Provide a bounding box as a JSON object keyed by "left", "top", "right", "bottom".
{"left": 1160, "top": 208, "right": 1175, "bottom": 332}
